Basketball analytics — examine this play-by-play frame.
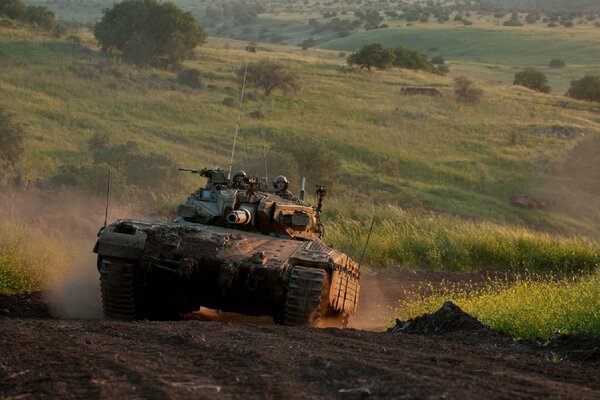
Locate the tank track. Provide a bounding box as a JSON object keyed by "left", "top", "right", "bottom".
{"left": 99, "top": 257, "right": 137, "bottom": 321}
{"left": 284, "top": 266, "right": 327, "bottom": 326}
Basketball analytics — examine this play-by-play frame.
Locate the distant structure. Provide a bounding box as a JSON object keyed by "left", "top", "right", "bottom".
{"left": 401, "top": 87, "right": 442, "bottom": 97}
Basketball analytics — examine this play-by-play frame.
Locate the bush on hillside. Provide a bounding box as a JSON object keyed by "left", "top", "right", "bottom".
{"left": 392, "top": 46, "right": 435, "bottom": 72}
{"left": 0, "top": 0, "right": 60, "bottom": 33}
{"left": 177, "top": 68, "right": 203, "bottom": 88}
{"left": 566, "top": 75, "right": 600, "bottom": 102}
{"left": 0, "top": 0, "right": 25, "bottom": 20}
{"left": 94, "top": 0, "right": 206, "bottom": 69}
{"left": 431, "top": 56, "right": 445, "bottom": 65}
{"left": 24, "top": 5, "right": 56, "bottom": 31}
{"left": 347, "top": 43, "right": 395, "bottom": 71}
{"left": 237, "top": 61, "right": 300, "bottom": 97}
{"left": 513, "top": 69, "right": 551, "bottom": 93}
{"left": 549, "top": 59, "right": 566, "bottom": 68}
{"left": 454, "top": 76, "right": 484, "bottom": 103}
{"left": 0, "top": 108, "right": 25, "bottom": 169}
{"left": 348, "top": 43, "right": 434, "bottom": 73}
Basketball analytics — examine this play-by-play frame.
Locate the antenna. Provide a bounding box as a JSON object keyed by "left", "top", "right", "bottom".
{"left": 103, "top": 168, "right": 111, "bottom": 228}
{"left": 300, "top": 177, "right": 306, "bottom": 202}
{"left": 228, "top": 62, "right": 249, "bottom": 179}
{"left": 357, "top": 215, "right": 376, "bottom": 269}
{"left": 261, "top": 127, "right": 268, "bottom": 184}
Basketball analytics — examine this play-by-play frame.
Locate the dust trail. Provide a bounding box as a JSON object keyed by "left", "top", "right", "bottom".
{"left": 0, "top": 188, "right": 146, "bottom": 319}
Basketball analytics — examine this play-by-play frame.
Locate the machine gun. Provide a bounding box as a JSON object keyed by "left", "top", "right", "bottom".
{"left": 179, "top": 167, "right": 229, "bottom": 188}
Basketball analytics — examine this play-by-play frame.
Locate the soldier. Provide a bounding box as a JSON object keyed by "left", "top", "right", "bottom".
{"left": 230, "top": 170, "right": 247, "bottom": 189}
{"left": 273, "top": 175, "right": 294, "bottom": 200}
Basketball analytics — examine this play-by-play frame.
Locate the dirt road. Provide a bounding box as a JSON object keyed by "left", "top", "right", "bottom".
{"left": 1, "top": 289, "right": 599, "bottom": 400}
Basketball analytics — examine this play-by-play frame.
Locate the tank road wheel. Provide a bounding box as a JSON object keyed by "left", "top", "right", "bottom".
{"left": 283, "top": 266, "right": 327, "bottom": 326}
{"left": 99, "top": 256, "right": 137, "bottom": 321}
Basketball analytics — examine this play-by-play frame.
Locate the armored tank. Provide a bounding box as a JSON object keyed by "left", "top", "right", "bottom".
{"left": 93, "top": 168, "right": 360, "bottom": 326}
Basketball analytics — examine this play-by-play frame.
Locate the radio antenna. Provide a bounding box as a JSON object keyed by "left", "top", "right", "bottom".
{"left": 103, "top": 168, "right": 111, "bottom": 228}
{"left": 261, "top": 127, "right": 268, "bottom": 183}
{"left": 228, "top": 62, "right": 249, "bottom": 179}
{"left": 357, "top": 215, "right": 376, "bottom": 269}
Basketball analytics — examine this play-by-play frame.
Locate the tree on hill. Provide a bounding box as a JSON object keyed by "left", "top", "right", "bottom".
{"left": 567, "top": 75, "right": 600, "bottom": 102}
{"left": 24, "top": 5, "right": 57, "bottom": 31}
{"left": 392, "top": 46, "right": 435, "bottom": 72}
{"left": 94, "top": 0, "right": 206, "bottom": 69}
{"left": 237, "top": 61, "right": 300, "bottom": 97}
{"left": 0, "top": 0, "right": 25, "bottom": 20}
{"left": 0, "top": 108, "right": 25, "bottom": 169}
{"left": 549, "top": 59, "right": 566, "bottom": 68}
{"left": 513, "top": 69, "right": 551, "bottom": 93}
{"left": 0, "top": 0, "right": 60, "bottom": 34}
{"left": 347, "top": 43, "right": 395, "bottom": 71}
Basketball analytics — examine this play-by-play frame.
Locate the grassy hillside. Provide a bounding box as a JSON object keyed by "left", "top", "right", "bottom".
{"left": 488, "top": 0, "right": 600, "bottom": 12}
{"left": 1, "top": 26, "right": 600, "bottom": 273}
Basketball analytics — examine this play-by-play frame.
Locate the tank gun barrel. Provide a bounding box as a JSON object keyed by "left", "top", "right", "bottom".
{"left": 227, "top": 209, "right": 252, "bottom": 225}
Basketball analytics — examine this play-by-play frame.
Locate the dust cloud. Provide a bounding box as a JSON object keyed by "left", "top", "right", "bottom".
{"left": 0, "top": 188, "right": 145, "bottom": 319}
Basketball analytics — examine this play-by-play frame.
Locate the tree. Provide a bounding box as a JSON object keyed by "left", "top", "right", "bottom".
{"left": 513, "top": 69, "right": 551, "bottom": 93}
{"left": 392, "top": 46, "right": 434, "bottom": 72}
{"left": 0, "top": 108, "right": 25, "bottom": 169}
{"left": 94, "top": 0, "right": 206, "bottom": 69}
{"left": 24, "top": 5, "right": 56, "bottom": 31}
{"left": 454, "top": 76, "right": 484, "bottom": 103}
{"left": 0, "top": 0, "right": 26, "bottom": 20}
{"left": 238, "top": 61, "right": 300, "bottom": 97}
{"left": 347, "top": 43, "right": 395, "bottom": 71}
{"left": 549, "top": 59, "right": 566, "bottom": 68}
{"left": 567, "top": 75, "right": 600, "bottom": 102}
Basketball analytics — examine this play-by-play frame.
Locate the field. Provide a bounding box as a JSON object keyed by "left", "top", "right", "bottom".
{"left": 1, "top": 2, "right": 600, "bottom": 398}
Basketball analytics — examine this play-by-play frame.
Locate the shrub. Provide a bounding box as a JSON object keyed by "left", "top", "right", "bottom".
{"left": 436, "top": 64, "right": 449, "bottom": 74}
{"left": 94, "top": 0, "right": 206, "bottom": 69}
{"left": 567, "top": 75, "right": 600, "bottom": 102}
{"left": 0, "top": 0, "right": 26, "bottom": 20}
{"left": 177, "top": 68, "right": 203, "bottom": 88}
{"left": 513, "top": 69, "right": 551, "bottom": 93}
{"left": 549, "top": 59, "right": 566, "bottom": 68}
{"left": 222, "top": 97, "right": 236, "bottom": 107}
{"left": 237, "top": 60, "right": 300, "bottom": 97}
{"left": 392, "top": 46, "right": 435, "bottom": 72}
{"left": 0, "top": 108, "right": 25, "bottom": 169}
{"left": 431, "top": 55, "right": 445, "bottom": 65}
{"left": 347, "top": 43, "right": 395, "bottom": 71}
{"left": 454, "top": 76, "right": 484, "bottom": 103}
{"left": 24, "top": 5, "right": 56, "bottom": 31}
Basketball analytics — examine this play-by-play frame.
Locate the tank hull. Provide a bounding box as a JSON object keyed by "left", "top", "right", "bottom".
{"left": 94, "top": 219, "right": 360, "bottom": 325}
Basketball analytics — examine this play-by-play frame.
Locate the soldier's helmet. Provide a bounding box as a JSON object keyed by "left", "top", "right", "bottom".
{"left": 232, "top": 170, "right": 247, "bottom": 181}
{"left": 273, "top": 175, "right": 289, "bottom": 189}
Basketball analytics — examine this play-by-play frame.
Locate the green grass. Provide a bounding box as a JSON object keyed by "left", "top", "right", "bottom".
{"left": 1, "top": 27, "right": 600, "bottom": 278}
{"left": 394, "top": 272, "right": 600, "bottom": 339}
{"left": 324, "top": 201, "right": 600, "bottom": 272}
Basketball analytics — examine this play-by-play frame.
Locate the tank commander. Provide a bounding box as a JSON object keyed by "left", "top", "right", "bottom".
{"left": 273, "top": 175, "right": 295, "bottom": 200}
{"left": 230, "top": 170, "right": 247, "bottom": 189}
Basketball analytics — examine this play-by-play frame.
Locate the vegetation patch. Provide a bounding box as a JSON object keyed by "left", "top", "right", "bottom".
{"left": 325, "top": 202, "right": 600, "bottom": 273}
{"left": 393, "top": 272, "right": 600, "bottom": 339}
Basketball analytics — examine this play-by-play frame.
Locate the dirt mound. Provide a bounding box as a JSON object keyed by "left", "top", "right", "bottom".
{"left": 390, "top": 301, "right": 493, "bottom": 336}
{"left": 0, "top": 292, "right": 52, "bottom": 319}
{"left": 543, "top": 334, "right": 600, "bottom": 365}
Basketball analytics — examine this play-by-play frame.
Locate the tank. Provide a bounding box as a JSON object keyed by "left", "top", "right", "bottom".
{"left": 93, "top": 168, "right": 360, "bottom": 326}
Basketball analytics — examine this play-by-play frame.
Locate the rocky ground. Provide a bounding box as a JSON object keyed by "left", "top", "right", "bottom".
{"left": 1, "top": 273, "right": 599, "bottom": 399}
